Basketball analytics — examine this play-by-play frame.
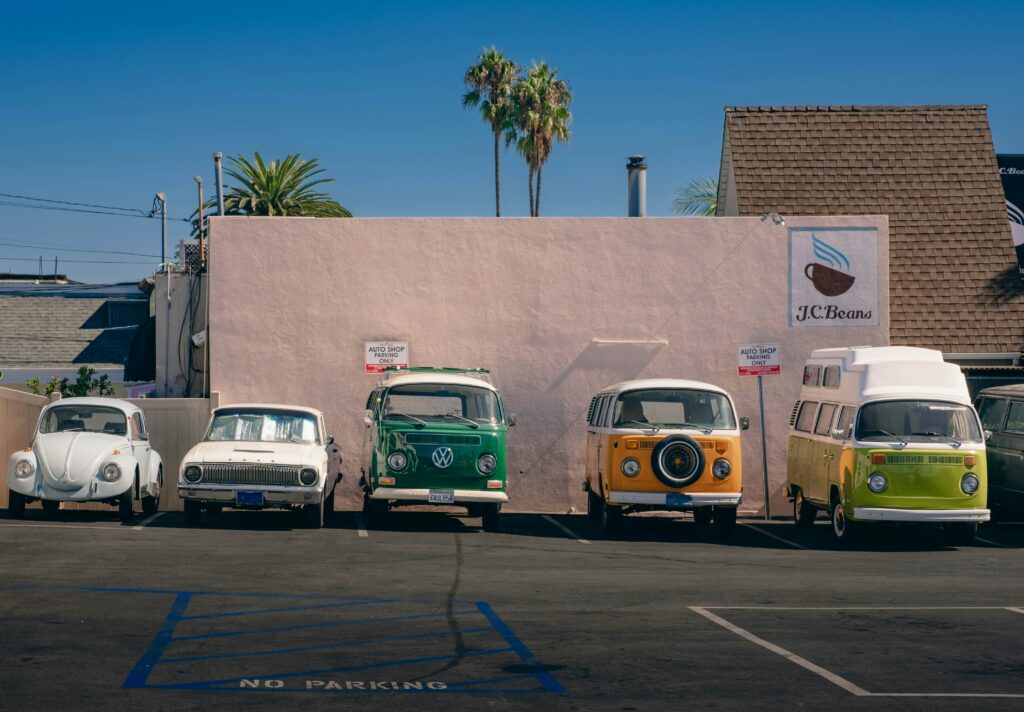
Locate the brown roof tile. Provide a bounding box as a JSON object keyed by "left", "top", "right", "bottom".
{"left": 720, "top": 104, "right": 1022, "bottom": 352}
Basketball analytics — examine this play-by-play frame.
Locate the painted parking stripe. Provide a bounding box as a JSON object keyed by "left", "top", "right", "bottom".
{"left": 0, "top": 521, "right": 123, "bottom": 531}
{"left": 740, "top": 523, "right": 808, "bottom": 550}
{"left": 542, "top": 515, "right": 590, "bottom": 544}
{"left": 1009, "top": 607, "right": 1024, "bottom": 615}
{"left": 133, "top": 512, "right": 166, "bottom": 530}
{"left": 690, "top": 606, "right": 871, "bottom": 696}
{"left": 353, "top": 513, "right": 369, "bottom": 537}
{"left": 976, "top": 536, "right": 1015, "bottom": 549}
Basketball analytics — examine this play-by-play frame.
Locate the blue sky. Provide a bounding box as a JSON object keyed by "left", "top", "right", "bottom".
{"left": 2, "top": 0, "right": 1023, "bottom": 283}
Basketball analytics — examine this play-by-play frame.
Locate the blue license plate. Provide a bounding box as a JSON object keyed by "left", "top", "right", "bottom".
{"left": 236, "top": 491, "right": 264, "bottom": 506}
{"left": 666, "top": 493, "right": 691, "bottom": 508}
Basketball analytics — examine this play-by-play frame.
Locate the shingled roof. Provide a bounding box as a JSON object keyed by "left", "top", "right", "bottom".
{"left": 717, "top": 104, "right": 1023, "bottom": 353}
{"left": 0, "top": 296, "right": 142, "bottom": 369}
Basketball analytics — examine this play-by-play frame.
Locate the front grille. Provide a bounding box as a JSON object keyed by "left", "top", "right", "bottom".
{"left": 700, "top": 441, "right": 715, "bottom": 450}
{"left": 639, "top": 441, "right": 657, "bottom": 449}
{"left": 201, "top": 463, "right": 300, "bottom": 486}
{"left": 883, "top": 454, "right": 924, "bottom": 464}
{"left": 404, "top": 433, "right": 481, "bottom": 446}
{"left": 928, "top": 455, "right": 963, "bottom": 465}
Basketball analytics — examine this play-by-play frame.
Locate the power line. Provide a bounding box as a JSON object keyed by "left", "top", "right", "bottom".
{"left": 0, "top": 191, "right": 153, "bottom": 214}
{"left": 0, "top": 199, "right": 192, "bottom": 222}
{"left": 0, "top": 239, "right": 161, "bottom": 258}
{"left": 0, "top": 256, "right": 156, "bottom": 265}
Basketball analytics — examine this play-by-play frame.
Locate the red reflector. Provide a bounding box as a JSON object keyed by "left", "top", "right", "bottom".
{"left": 871, "top": 453, "right": 886, "bottom": 465}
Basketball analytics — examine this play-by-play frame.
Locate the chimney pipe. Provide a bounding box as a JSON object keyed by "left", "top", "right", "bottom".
{"left": 627, "top": 155, "right": 647, "bottom": 217}
{"left": 213, "top": 152, "right": 225, "bottom": 216}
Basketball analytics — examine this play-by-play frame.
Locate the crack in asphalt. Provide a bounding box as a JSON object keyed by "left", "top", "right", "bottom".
{"left": 413, "top": 533, "right": 468, "bottom": 680}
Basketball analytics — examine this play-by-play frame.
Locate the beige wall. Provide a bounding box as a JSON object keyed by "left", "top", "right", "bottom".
{"left": 208, "top": 216, "right": 889, "bottom": 514}
{"left": 0, "top": 389, "right": 214, "bottom": 513}
{"left": 154, "top": 272, "right": 208, "bottom": 398}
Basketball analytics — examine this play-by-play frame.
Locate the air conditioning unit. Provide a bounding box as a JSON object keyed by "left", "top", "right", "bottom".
{"left": 178, "top": 240, "right": 201, "bottom": 272}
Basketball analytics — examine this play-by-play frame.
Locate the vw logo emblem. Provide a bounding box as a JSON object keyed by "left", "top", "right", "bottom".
{"left": 432, "top": 447, "right": 454, "bottom": 469}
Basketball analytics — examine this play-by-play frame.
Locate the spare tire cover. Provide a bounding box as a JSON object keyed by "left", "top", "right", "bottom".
{"left": 650, "top": 435, "right": 706, "bottom": 488}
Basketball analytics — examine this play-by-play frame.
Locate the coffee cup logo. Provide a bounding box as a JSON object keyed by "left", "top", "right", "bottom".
{"left": 805, "top": 235, "right": 855, "bottom": 296}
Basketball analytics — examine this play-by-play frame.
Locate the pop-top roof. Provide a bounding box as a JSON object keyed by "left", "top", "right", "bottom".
{"left": 598, "top": 378, "right": 730, "bottom": 396}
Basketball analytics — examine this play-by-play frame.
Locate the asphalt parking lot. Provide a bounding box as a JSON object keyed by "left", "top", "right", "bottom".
{"left": 1, "top": 507, "right": 1022, "bottom": 711}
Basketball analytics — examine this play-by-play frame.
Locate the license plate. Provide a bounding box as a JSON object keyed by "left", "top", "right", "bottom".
{"left": 666, "top": 493, "right": 691, "bottom": 508}
{"left": 428, "top": 489, "right": 455, "bottom": 504}
{"left": 236, "top": 491, "right": 264, "bottom": 506}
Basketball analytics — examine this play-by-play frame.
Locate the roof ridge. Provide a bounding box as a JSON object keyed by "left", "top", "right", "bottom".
{"left": 724, "top": 104, "right": 988, "bottom": 113}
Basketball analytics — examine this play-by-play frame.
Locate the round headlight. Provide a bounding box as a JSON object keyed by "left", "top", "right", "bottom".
{"left": 183, "top": 465, "right": 202, "bottom": 483}
{"left": 14, "top": 460, "right": 34, "bottom": 478}
{"left": 961, "top": 473, "right": 980, "bottom": 494}
{"left": 867, "top": 472, "right": 888, "bottom": 493}
{"left": 102, "top": 463, "right": 121, "bottom": 482}
{"left": 712, "top": 458, "right": 732, "bottom": 479}
{"left": 621, "top": 457, "right": 641, "bottom": 477}
{"left": 387, "top": 452, "right": 407, "bottom": 471}
{"left": 477, "top": 454, "right": 497, "bottom": 474}
{"left": 299, "top": 468, "right": 318, "bottom": 486}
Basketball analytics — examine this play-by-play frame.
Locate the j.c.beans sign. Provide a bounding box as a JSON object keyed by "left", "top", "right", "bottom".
{"left": 789, "top": 227, "right": 879, "bottom": 326}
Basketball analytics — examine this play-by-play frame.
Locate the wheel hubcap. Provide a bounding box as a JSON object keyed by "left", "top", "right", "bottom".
{"left": 834, "top": 506, "right": 845, "bottom": 536}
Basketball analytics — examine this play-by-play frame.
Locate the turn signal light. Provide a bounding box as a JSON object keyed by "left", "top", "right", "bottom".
{"left": 112, "top": 450, "right": 121, "bottom": 456}
{"left": 625, "top": 440, "right": 638, "bottom": 450}
{"left": 23, "top": 447, "right": 31, "bottom": 452}
{"left": 716, "top": 441, "right": 728, "bottom": 454}
{"left": 378, "top": 476, "right": 395, "bottom": 486}
{"left": 964, "top": 455, "right": 976, "bottom": 468}
{"left": 486, "top": 480, "right": 503, "bottom": 489}
{"left": 871, "top": 453, "right": 886, "bottom": 465}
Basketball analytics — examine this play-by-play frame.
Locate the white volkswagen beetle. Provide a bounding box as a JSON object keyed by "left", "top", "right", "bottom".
{"left": 7, "top": 397, "right": 163, "bottom": 523}
{"left": 178, "top": 404, "right": 342, "bottom": 528}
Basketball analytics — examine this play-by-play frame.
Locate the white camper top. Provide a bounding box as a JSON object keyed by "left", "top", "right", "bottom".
{"left": 800, "top": 346, "right": 971, "bottom": 405}
{"left": 377, "top": 372, "right": 498, "bottom": 392}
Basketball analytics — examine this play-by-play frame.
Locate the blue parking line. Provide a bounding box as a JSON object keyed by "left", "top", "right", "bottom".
{"left": 475, "top": 601, "right": 565, "bottom": 694}
{"left": 169, "top": 608, "right": 481, "bottom": 642}
{"left": 178, "top": 598, "right": 398, "bottom": 621}
{"left": 159, "top": 626, "right": 492, "bottom": 663}
{"left": 122, "top": 592, "right": 191, "bottom": 688}
{"left": 174, "top": 647, "right": 514, "bottom": 689}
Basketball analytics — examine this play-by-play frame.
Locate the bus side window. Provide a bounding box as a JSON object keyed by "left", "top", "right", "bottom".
{"left": 814, "top": 403, "right": 838, "bottom": 436}
{"left": 795, "top": 401, "right": 818, "bottom": 433}
{"left": 835, "top": 406, "right": 855, "bottom": 438}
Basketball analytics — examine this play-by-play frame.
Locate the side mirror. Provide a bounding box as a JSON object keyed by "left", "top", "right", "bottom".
{"left": 326, "top": 435, "right": 335, "bottom": 446}
{"left": 362, "top": 410, "right": 373, "bottom": 428}
{"left": 740, "top": 416, "right": 750, "bottom": 431}
{"left": 507, "top": 413, "right": 517, "bottom": 427}
{"left": 984, "top": 429, "right": 993, "bottom": 441}
{"left": 831, "top": 427, "right": 846, "bottom": 441}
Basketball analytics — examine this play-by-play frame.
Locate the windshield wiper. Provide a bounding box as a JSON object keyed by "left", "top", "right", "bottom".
{"left": 383, "top": 412, "right": 428, "bottom": 428}
{"left": 675, "top": 422, "right": 714, "bottom": 435}
{"left": 865, "top": 429, "right": 908, "bottom": 447}
{"left": 916, "top": 431, "right": 962, "bottom": 448}
{"left": 441, "top": 413, "right": 479, "bottom": 429}
{"left": 616, "top": 420, "right": 660, "bottom": 433}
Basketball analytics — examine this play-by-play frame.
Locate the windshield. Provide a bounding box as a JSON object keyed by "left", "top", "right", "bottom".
{"left": 612, "top": 389, "right": 737, "bottom": 430}
{"left": 855, "top": 400, "right": 982, "bottom": 443}
{"left": 382, "top": 383, "right": 502, "bottom": 425}
{"left": 206, "top": 409, "right": 320, "bottom": 444}
{"left": 39, "top": 405, "right": 128, "bottom": 436}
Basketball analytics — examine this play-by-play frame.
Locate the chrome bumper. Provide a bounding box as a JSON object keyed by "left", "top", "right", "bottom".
{"left": 371, "top": 488, "right": 509, "bottom": 504}
{"left": 853, "top": 507, "right": 991, "bottom": 523}
{"left": 608, "top": 490, "right": 742, "bottom": 508}
{"left": 9, "top": 475, "right": 132, "bottom": 502}
{"left": 178, "top": 484, "right": 322, "bottom": 506}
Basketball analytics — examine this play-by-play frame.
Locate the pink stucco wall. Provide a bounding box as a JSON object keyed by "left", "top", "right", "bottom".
{"left": 208, "top": 216, "right": 889, "bottom": 514}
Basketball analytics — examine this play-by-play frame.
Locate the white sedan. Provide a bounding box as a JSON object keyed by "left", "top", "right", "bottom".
{"left": 7, "top": 397, "right": 163, "bottom": 523}
{"left": 177, "top": 404, "right": 342, "bottom": 528}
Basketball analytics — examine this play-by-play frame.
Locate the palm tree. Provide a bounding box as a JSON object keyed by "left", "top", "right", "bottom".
{"left": 463, "top": 48, "right": 521, "bottom": 217}
{"left": 672, "top": 177, "right": 718, "bottom": 216}
{"left": 220, "top": 152, "right": 352, "bottom": 217}
{"left": 513, "top": 63, "right": 572, "bottom": 216}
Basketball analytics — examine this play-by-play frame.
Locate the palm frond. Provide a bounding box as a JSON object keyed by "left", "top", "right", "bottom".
{"left": 672, "top": 177, "right": 718, "bottom": 216}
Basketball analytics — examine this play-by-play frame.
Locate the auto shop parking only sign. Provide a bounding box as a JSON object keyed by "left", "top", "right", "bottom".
{"left": 737, "top": 343, "right": 781, "bottom": 376}
{"left": 365, "top": 341, "right": 409, "bottom": 374}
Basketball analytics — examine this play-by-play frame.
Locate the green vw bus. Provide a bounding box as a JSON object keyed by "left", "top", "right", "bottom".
{"left": 787, "top": 346, "right": 989, "bottom": 544}
{"left": 360, "top": 367, "right": 512, "bottom": 531}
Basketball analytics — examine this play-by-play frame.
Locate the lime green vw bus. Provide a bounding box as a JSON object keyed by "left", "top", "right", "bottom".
{"left": 786, "top": 346, "right": 988, "bottom": 544}
{"left": 360, "top": 367, "right": 512, "bottom": 531}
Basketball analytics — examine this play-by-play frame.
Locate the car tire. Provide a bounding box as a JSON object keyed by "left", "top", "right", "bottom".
{"left": 831, "top": 499, "right": 859, "bottom": 544}
{"left": 324, "top": 489, "right": 335, "bottom": 522}
{"left": 303, "top": 500, "right": 324, "bottom": 529}
{"left": 183, "top": 499, "right": 202, "bottom": 526}
{"left": 481, "top": 503, "right": 502, "bottom": 532}
{"left": 41, "top": 499, "right": 60, "bottom": 515}
{"left": 9, "top": 491, "right": 26, "bottom": 519}
{"left": 650, "top": 434, "right": 706, "bottom": 489}
{"left": 945, "top": 522, "right": 977, "bottom": 546}
{"left": 365, "top": 496, "right": 388, "bottom": 520}
{"left": 793, "top": 489, "right": 816, "bottom": 528}
{"left": 118, "top": 488, "right": 133, "bottom": 524}
{"left": 693, "top": 507, "right": 713, "bottom": 526}
{"left": 587, "top": 490, "right": 602, "bottom": 521}
{"left": 142, "top": 469, "right": 162, "bottom": 515}
{"left": 713, "top": 506, "right": 737, "bottom": 541}
{"left": 601, "top": 498, "right": 622, "bottom": 534}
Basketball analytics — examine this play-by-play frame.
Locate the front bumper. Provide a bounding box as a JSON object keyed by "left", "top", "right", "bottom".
{"left": 8, "top": 474, "right": 132, "bottom": 502}
{"left": 178, "top": 484, "right": 322, "bottom": 507}
{"left": 608, "top": 490, "right": 742, "bottom": 508}
{"left": 370, "top": 488, "right": 509, "bottom": 504}
{"left": 853, "top": 507, "right": 991, "bottom": 523}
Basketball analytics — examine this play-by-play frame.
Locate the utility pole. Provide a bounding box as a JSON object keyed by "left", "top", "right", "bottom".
{"left": 53, "top": 256, "right": 57, "bottom": 280}
{"left": 154, "top": 192, "right": 170, "bottom": 396}
{"left": 194, "top": 176, "right": 204, "bottom": 269}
